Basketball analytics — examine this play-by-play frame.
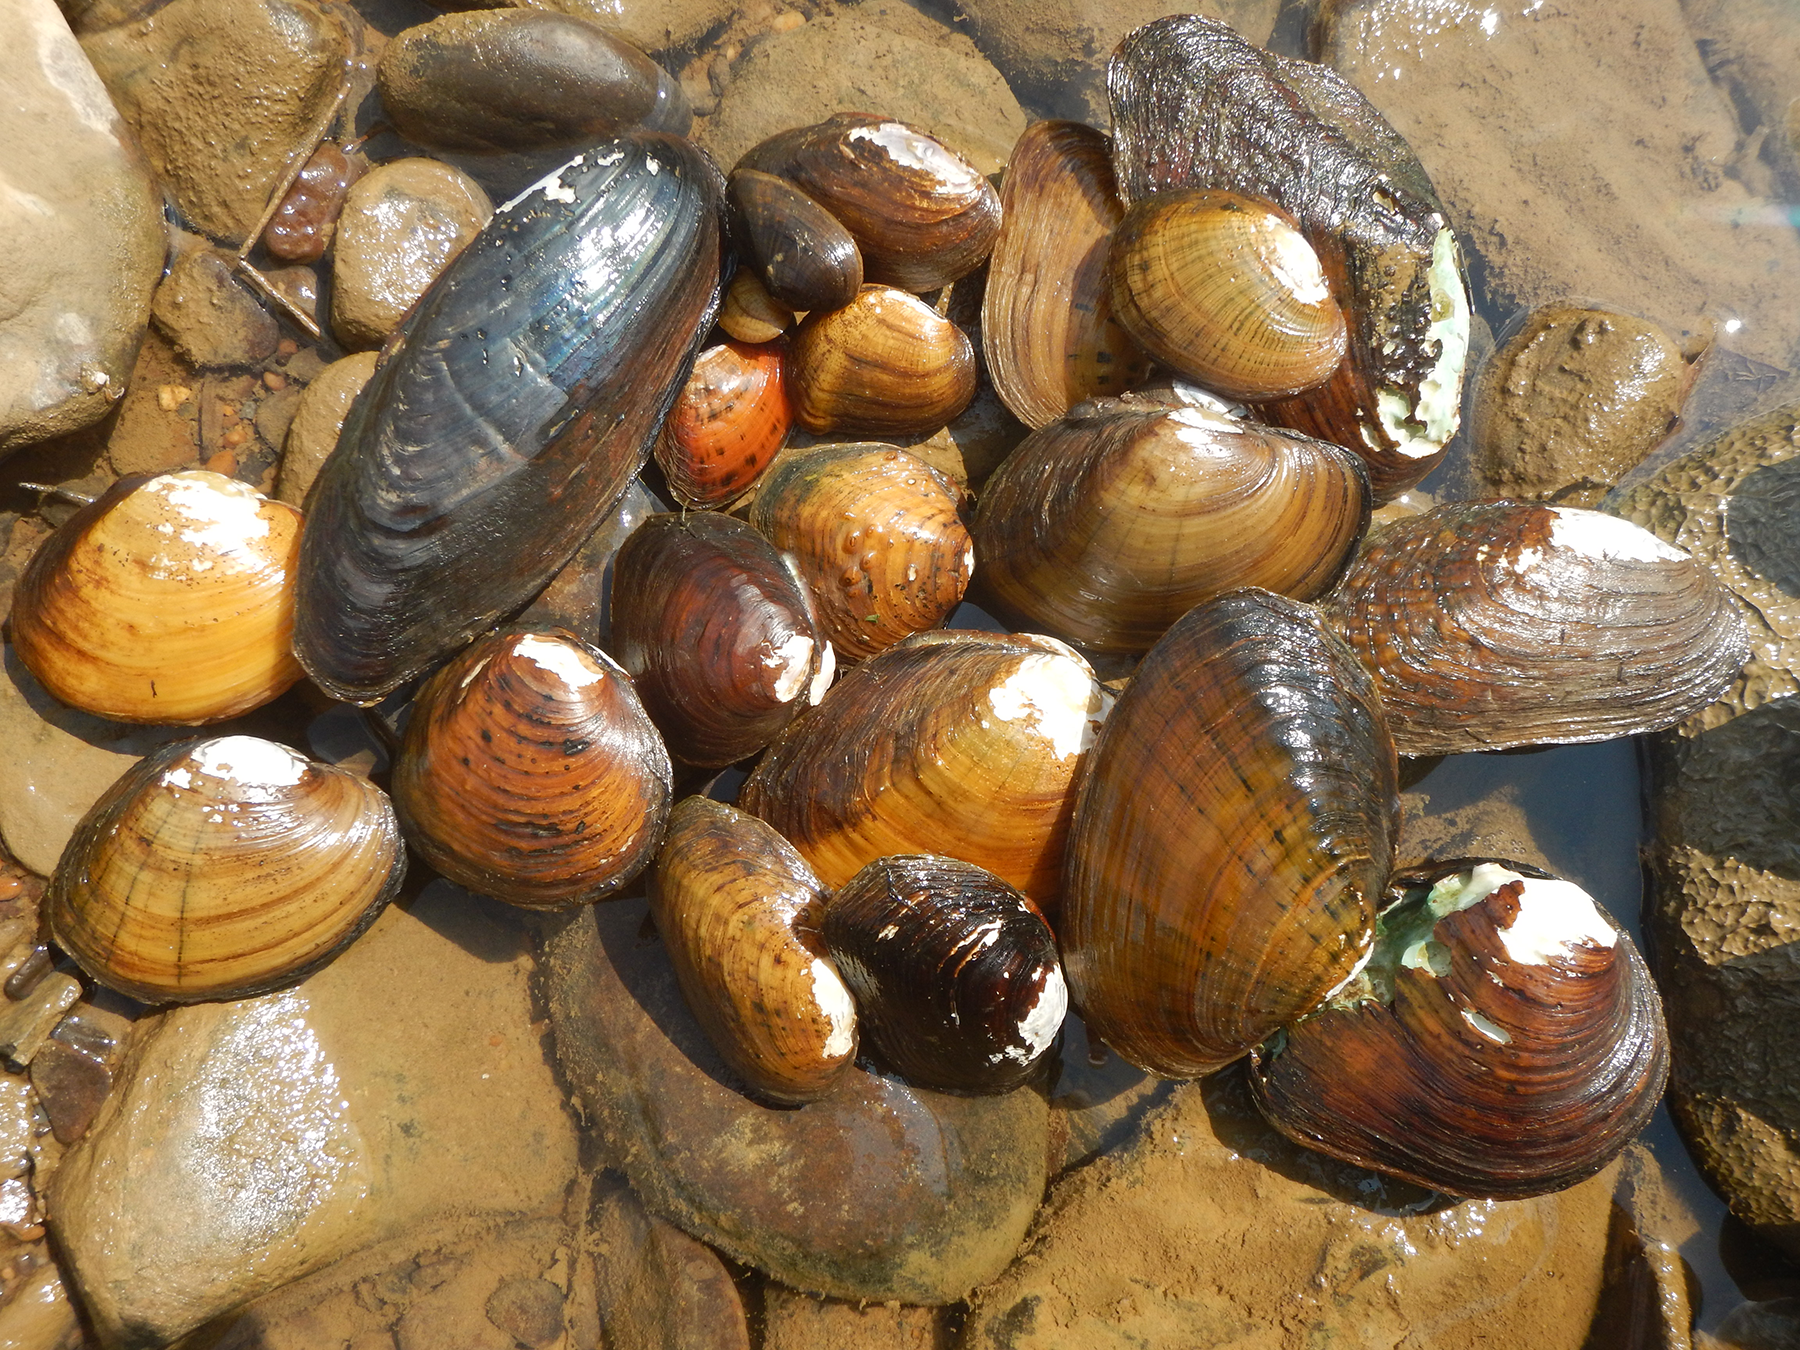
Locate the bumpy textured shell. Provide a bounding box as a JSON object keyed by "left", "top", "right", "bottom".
{"left": 1249, "top": 861, "right": 1669, "bottom": 1198}
{"left": 973, "top": 394, "right": 1369, "bottom": 652}
{"left": 47, "top": 736, "right": 404, "bottom": 1003}
{"left": 609, "top": 513, "right": 825, "bottom": 768}
{"left": 737, "top": 113, "right": 1001, "bottom": 293}
{"left": 1109, "top": 17, "right": 1471, "bottom": 500}
{"left": 391, "top": 629, "right": 671, "bottom": 907}
{"left": 739, "top": 631, "right": 1111, "bottom": 916}
{"left": 1323, "top": 502, "right": 1750, "bottom": 755}
{"left": 12, "top": 471, "right": 304, "bottom": 725}
{"left": 824, "top": 855, "right": 1066, "bottom": 1094}
{"left": 982, "top": 120, "right": 1150, "bottom": 429}
{"left": 786, "top": 286, "right": 977, "bottom": 438}
{"left": 654, "top": 340, "right": 791, "bottom": 510}
{"left": 650, "top": 796, "right": 856, "bottom": 1105}
{"left": 1062, "top": 589, "right": 1397, "bottom": 1078}
{"left": 295, "top": 133, "right": 723, "bottom": 703}
{"left": 728, "top": 169, "right": 863, "bottom": 313}
{"left": 750, "top": 443, "right": 971, "bottom": 661}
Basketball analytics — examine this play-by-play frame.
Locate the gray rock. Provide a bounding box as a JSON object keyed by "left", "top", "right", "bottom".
{"left": 277, "top": 351, "right": 378, "bottom": 506}
{"left": 150, "top": 248, "right": 280, "bottom": 370}
{"left": 330, "top": 159, "right": 492, "bottom": 350}
{"left": 0, "top": 0, "right": 164, "bottom": 459}
{"left": 81, "top": 0, "right": 356, "bottom": 246}
{"left": 541, "top": 896, "right": 1047, "bottom": 1305}
{"left": 509, "top": 0, "right": 735, "bottom": 62}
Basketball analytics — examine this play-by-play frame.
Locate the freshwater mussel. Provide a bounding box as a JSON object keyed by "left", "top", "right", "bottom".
{"left": 728, "top": 168, "right": 863, "bottom": 313}
{"left": 784, "top": 286, "right": 977, "bottom": 438}
{"left": 654, "top": 339, "right": 792, "bottom": 510}
{"left": 1249, "top": 860, "right": 1670, "bottom": 1198}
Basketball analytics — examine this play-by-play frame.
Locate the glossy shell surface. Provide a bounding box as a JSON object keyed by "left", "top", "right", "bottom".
{"left": 729, "top": 168, "right": 863, "bottom": 313}
{"left": 47, "top": 736, "right": 404, "bottom": 1003}
{"left": 654, "top": 340, "right": 792, "bottom": 509}
{"left": 1324, "top": 502, "right": 1750, "bottom": 755}
{"left": 1062, "top": 589, "right": 1397, "bottom": 1078}
{"left": 392, "top": 629, "right": 671, "bottom": 907}
{"left": 12, "top": 471, "right": 304, "bottom": 724}
{"left": 294, "top": 133, "right": 723, "bottom": 703}
{"left": 786, "top": 286, "right": 977, "bottom": 439}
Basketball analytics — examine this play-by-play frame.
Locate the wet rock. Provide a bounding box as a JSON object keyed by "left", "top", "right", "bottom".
{"left": 763, "top": 1287, "right": 948, "bottom": 1350}
{"left": 541, "top": 896, "right": 1048, "bottom": 1305}
{"left": 81, "top": 0, "right": 356, "bottom": 245}
{"left": 1315, "top": 0, "right": 1800, "bottom": 372}
{"left": 696, "top": 7, "right": 1027, "bottom": 178}
{"left": 1472, "top": 306, "right": 1695, "bottom": 507}
{"left": 1710, "top": 1298, "right": 1800, "bottom": 1350}
{"left": 0, "top": 1264, "right": 82, "bottom": 1348}
{"left": 514, "top": 0, "right": 735, "bottom": 62}
{"left": 150, "top": 249, "right": 281, "bottom": 370}
{"left": 30, "top": 1012, "right": 126, "bottom": 1146}
{"left": 48, "top": 881, "right": 581, "bottom": 1348}
{"left": 1, "top": 0, "right": 164, "bottom": 458}
{"left": 330, "top": 158, "right": 492, "bottom": 350}
{"left": 1587, "top": 1145, "right": 1703, "bottom": 1350}
{"left": 277, "top": 350, "right": 378, "bottom": 506}
{"left": 588, "top": 1173, "right": 751, "bottom": 1350}
{"left": 961, "top": 1067, "right": 1619, "bottom": 1350}
{"left": 0, "top": 644, "right": 192, "bottom": 877}
{"left": 103, "top": 331, "right": 203, "bottom": 478}
{"left": 955, "top": 0, "right": 1278, "bottom": 126}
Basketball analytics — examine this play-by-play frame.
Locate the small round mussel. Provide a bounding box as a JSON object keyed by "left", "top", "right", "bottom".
{"left": 823, "top": 854, "right": 1066, "bottom": 1094}
{"left": 1248, "top": 860, "right": 1669, "bottom": 1198}
{"left": 47, "top": 735, "right": 405, "bottom": 1004}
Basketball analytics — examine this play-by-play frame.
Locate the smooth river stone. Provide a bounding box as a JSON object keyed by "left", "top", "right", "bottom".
{"left": 542, "top": 896, "right": 1048, "bottom": 1305}
{"left": 276, "top": 351, "right": 379, "bottom": 506}
{"left": 48, "top": 882, "right": 581, "bottom": 1349}
{"left": 0, "top": 0, "right": 164, "bottom": 459}
{"left": 961, "top": 1067, "right": 1619, "bottom": 1350}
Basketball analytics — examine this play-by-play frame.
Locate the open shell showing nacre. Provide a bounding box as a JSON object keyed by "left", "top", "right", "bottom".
{"left": 1323, "top": 502, "right": 1749, "bottom": 755}
{"left": 1248, "top": 860, "right": 1669, "bottom": 1198}
{"left": 47, "top": 736, "right": 405, "bottom": 1004}
{"left": 1062, "top": 589, "right": 1397, "bottom": 1078}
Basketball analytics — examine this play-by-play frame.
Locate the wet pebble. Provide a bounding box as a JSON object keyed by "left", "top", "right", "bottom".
{"left": 150, "top": 248, "right": 281, "bottom": 371}
{"left": 587, "top": 1173, "right": 751, "bottom": 1350}
{"left": 277, "top": 351, "right": 379, "bottom": 506}
{"left": 520, "top": 0, "right": 735, "bottom": 62}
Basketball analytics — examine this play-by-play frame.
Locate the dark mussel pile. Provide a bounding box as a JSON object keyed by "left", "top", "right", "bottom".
{"left": 15, "top": 8, "right": 1758, "bottom": 1310}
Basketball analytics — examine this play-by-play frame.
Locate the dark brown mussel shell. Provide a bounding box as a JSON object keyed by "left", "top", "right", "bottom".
{"left": 1109, "top": 17, "right": 1471, "bottom": 500}
{"left": 737, "top": 113, "right": 1001, "bottom": 293}
{"left": 1248, "top": 860, "right": 1669, "bottom": 1198}
{"left": 1062, "top": 589, "right": 1397, "bottom": 1078}
{"left": 391, "top": 628, "right": 672, "bottom": 907}
{"left": 650, "top": 797, "right": 856, "bottom": 1105}
{"left": 728, "top": 169, "right": 863, "bottom": 313}
{"left": 982, "top": 120, "right": 1149, "bottom": 428}
{"left": 785, "top": 286, "right": 977, "bottom": 438}
{"left": 654, "top": 339, "right": 792, "bottom": 509}
{"left": 740, "top": 630, "right": 1111, "bottom": 916}
{"left": 295, "top": 133, "right": 723, "bottom": 703}
{"left": 749, "top": 443, "right": 970, "bottom": 661}
{"left": 973, "top": 394, "right": 1369, "bottom": 652}
{"left": 824, "top": 855, "right": 1066, "bottom": 1094}
{"left": 609, "top": 513, "right": 827, "bottom": 768}
{"left": 1323, "top": 501, "right": 1749, "bottom": 755}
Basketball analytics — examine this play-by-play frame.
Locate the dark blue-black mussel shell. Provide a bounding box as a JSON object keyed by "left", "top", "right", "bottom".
{"left": 295, "top": 132, "right": 725, "bottom": 703}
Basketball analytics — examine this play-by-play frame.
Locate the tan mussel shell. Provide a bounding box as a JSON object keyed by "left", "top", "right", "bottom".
{"left": 750, "top": 443, "right": 971, "bottom": 661}
{"left": 11, "top": 470, "right": 304, "bottom": 724}
{"left": 1108, "top": 188, "right": 1347, "bottom": 402}
{"left": 392, "top": 628, "right": 672, "bottom": 907}
{"left": 983, "top": 120, "right": 1151, "bottom": 429}
{"left": 47, "top": 735, "right": 405, "bottom": 1004}
{"left": 650, "top": 796, "right": 856, "bottom": 1105}
{"left": 785, "top": 285, "right": 977, "bottom": 438}
{"left": 739, "top": 630, "right": 1113, "bottom": 919}
{"left": 974, "top": 393, "right": 1370, "bottom": 652}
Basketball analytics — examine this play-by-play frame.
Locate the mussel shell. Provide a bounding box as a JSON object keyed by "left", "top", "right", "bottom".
{"left": 973, "top": 394, "right": 1370, "bottom": 652}
{"left": 824, "top": 854, "right": 1066, "bottom": 1094}
{"left": 739, "top": 630, "right": 1111, "bottom": 915}
{"left": 737, "top": 113, "right": 1001, "bottom": 293}
{"left": 785, "top": 286, "right": 977, "bottom": 439}
{"left": 391, "top": 628, "right": 672, "bottom": 907}
{"left": 11, "top": 471, "right": 304, "bottom": 724}
{"left": 728, "top": 169, "right": 863, "bottom": 313}
{"left": 1107, "top": 189, "right": 1347, "bottom": 401}
{"left": 609, "top": 513, "right": 826, "bottom": 768}
{"left": 654, "top": 339, "right": 792, "bottom": 510}
{"left": 981, "top": 120, "right": 1150, "bottom": 428}
{"left": 1248, "top": 860, "right": 1669, "bottom": 1198}
{"left": 650, "top": 796, "right": 856, "bottom": 1105}
{"left": 294, "top": 133, "right": 723, "bottom": 704}
{"left": 1322, "top": 502, "right": 1750, "bottom": 755}
{"left": 748, "top": 443, "right": 970, "bottom": 661}
{"left": 718, "top": 270, "right": 794, "bottom": 345}
{"left": 1062, "top": 589, "right": 1397, "bottom": 1078}
{"left": 1108, "top": 17, "right": 1470, "bottom": 500}
{"left": 47, "top": 736, "right": 404, "bottom": 1004}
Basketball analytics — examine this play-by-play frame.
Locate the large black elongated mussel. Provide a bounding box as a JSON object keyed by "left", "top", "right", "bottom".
{"left": 295, "top": 132, "right": 726, "bottom": 703}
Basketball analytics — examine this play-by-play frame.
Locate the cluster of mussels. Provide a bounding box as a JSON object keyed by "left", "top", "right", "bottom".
{"left": 7, "top": 14, "right": 1755, "bottom": 1203}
